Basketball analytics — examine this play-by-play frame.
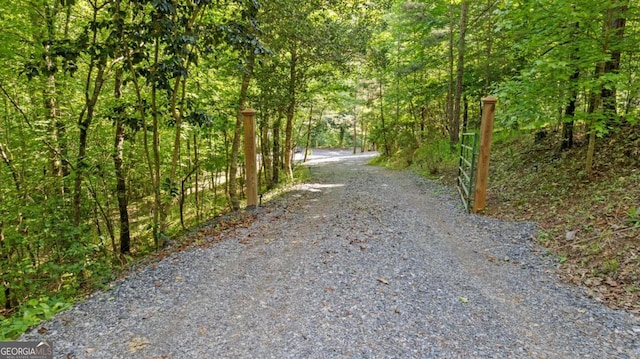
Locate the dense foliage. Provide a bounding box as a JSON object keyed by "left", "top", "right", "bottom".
{"left": 1, "top": 0, "right": 639, "bottom": 337}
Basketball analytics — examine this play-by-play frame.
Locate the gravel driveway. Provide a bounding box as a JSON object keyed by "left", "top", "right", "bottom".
{"left": 23, "top": 149, "right": 640, "bottom": 358}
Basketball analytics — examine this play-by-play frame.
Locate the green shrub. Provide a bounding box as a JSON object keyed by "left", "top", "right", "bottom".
{"left": 412, "top": 139, "right": 459, "bottom": 177}
{"left": 0, "top": 297, "right": 72, "bottom": 340}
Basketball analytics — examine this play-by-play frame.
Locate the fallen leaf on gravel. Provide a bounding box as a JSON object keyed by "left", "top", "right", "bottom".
{"left": 127, "top": 337, "right": 150, "bottom": 353}
{"left": 86, "top": 348, "right": 96, "bottom": 354}
{"left": 459, "top": 297, "right": 469, "bottom": 303}
{"left": 324, "top": 286, "right": 335, "bottom": 292}
{"left": 175, "top": 276, "right": 183, "bottom": 281}
{"left": 376, "top": 277, "right": 389, "bottom": 285}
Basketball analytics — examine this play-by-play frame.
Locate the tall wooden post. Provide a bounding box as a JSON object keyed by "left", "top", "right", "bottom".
{"left": 473, "top": 96, "right": 497, "bottom": 214}
{"left": 242, "top": 109, "right": 258, "bottom": 209}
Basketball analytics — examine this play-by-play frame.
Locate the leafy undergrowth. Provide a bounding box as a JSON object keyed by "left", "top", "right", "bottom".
{"left": 484, "top": 125, "right": 640, "bottom": 312}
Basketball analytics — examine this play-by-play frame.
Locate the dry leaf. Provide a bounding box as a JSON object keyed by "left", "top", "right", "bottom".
{"left": 127, "top": 337, "right": 150, "bottom": 353}
{"left": 605, "top": 277, "right": 619, "bottom": 287}
{"left": 376, "top": 277, "right": 389, "bottom": 285}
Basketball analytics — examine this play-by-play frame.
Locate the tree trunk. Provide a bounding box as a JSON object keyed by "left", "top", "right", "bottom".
{"left": 304, "top": 106, "right": 313, "bottom": 162}
{"left": 561, "top": 69, "right": 579, "bottom": 150}
{"left": 379, "top": 80, "right": 390, "bottom": 157}
{"left": 561, "top": 21, "right": 580, "bottom": 151}
{"left": 483, "top": 0, "right": 493, "bottom": 95}
{"left": 259, "top": 113, "right": 273, "bottom": 189}
{"left": 0, "top": 143, "right": 21, "bottom": 192}
{"left": 446, "top": 3, "right": 455, "bottom": 141}
{"left": 113, "top": 67, "right": 130, "bottom": 255}
{"left": 110, "top": 0, "right": 130, "bottom": 255}
{"left": 72, "top": 59, "right": 106, "bottom": 226}
{"left": 451, "top": 2, "right": 468, "bottom": 147}
{"left": 228, "top": 55, "right": 255, "bottom": 210}
{"left": 585, "top": 95, "right": 601, "bottom": 178}
{"left": 152, "top": 40, "right": 163, "bottom": 248}
{"left": 284, "top": 44, "right": 298, "bottom": 180}
{"left": 272, "top": 117, "right": 281, "bottom": 188}
{"left": 42, "top": 2, "right": 68, "bottom": 197}
{"left": 361, "top": 116, "right": 366, "bottom": 153}
{"left": 601, "top": 1, "right": 628, "bottom": 126}
{"left": 462, "top": 94, "right": 469, "bottom": 133}
{"left": 353, "top": 108, "right": 357, "bottom": 155}
{"left": 586, "top": 63, "right": 605, "bottom": 178}
{"left": 194, "top": 133, "right": 200, "bottom": 224}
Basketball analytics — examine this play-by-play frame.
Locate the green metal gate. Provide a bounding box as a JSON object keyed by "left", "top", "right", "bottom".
{"left": 457, "top": 132, "right": 478, "bottom": 212}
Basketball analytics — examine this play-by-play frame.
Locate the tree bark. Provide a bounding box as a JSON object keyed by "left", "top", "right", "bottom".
{"left": 0, "top": 143, "right": 21, "bottom": 192}
{"left": 451, "top": 2, "right": 468, "bottom": 147}
{"left": 112, "top": 0, "right": 130, "bottom": 255}
{"left": 446, "top": 3, "right": 455, "bottom": 142}
{"left": 272, "top": 116, "right": 281, "bottom": 188}
{"left": 601, "top": 1, "right": 628, "bottom": 125}
{"left": 353, "top": 108, "right": 357, "bottom": 155}
{"left": 379, "top": 80, "right": 390, "bottom": 157}
{"left": 113, "top": 68, "right": 130, "bottom": 254}
{"left": 152, "top": 40, "right": 163, "bottom": 248}
{"left": 229, "top": 54, "right": 255, "bottom": 210}
{"left": 259, "top": 113, "right": 273, "bottom": 189}
{"left": 72, "top": 59, "right": 106, "bottom": 226}
{"left": 561, "top": 21, "right": 580, "bottom": 151}
{"left": 561, "top": 68, "right": 579, "bottom": 150}
{"left": 284, "top": 44, "right": 298, "bottom": 180}
{"left": 42, "top": 2, "right": 68, "bottom": 196}
{"left": 304, "top": 106, "right": 313, "bottom": 162}
{"left": 586, "top": 63, "right": 605, "bottom": 178}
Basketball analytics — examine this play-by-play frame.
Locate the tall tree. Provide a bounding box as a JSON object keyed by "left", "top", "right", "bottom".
{"left": 451, "top": 2, "right": 468, "bottom": 147}
{"left": 111, "top": 0, "right": 130, "bottom": 254}
{"left": 600, "top": 0, "right": 629, "bottom": 125}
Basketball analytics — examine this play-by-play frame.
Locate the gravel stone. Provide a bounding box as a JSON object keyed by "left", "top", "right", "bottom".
{"left": 22, "top": 149, "right": 640, "bottom": 358}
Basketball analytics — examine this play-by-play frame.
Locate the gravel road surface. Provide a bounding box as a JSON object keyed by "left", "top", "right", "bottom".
{"left": 22, "top": 149, "right": 640, "bottom": 358}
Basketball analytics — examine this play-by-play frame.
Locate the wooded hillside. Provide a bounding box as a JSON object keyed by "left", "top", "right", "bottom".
{"left": 1, "top": 0, "right": 639, "bottom": 337}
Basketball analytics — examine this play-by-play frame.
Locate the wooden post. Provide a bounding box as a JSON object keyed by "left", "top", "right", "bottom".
{"left": 241, "top": 109, "right": 258, "bottom": 209}
{"left": 473, "top": 96, "right": 497, "bottom": 214}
